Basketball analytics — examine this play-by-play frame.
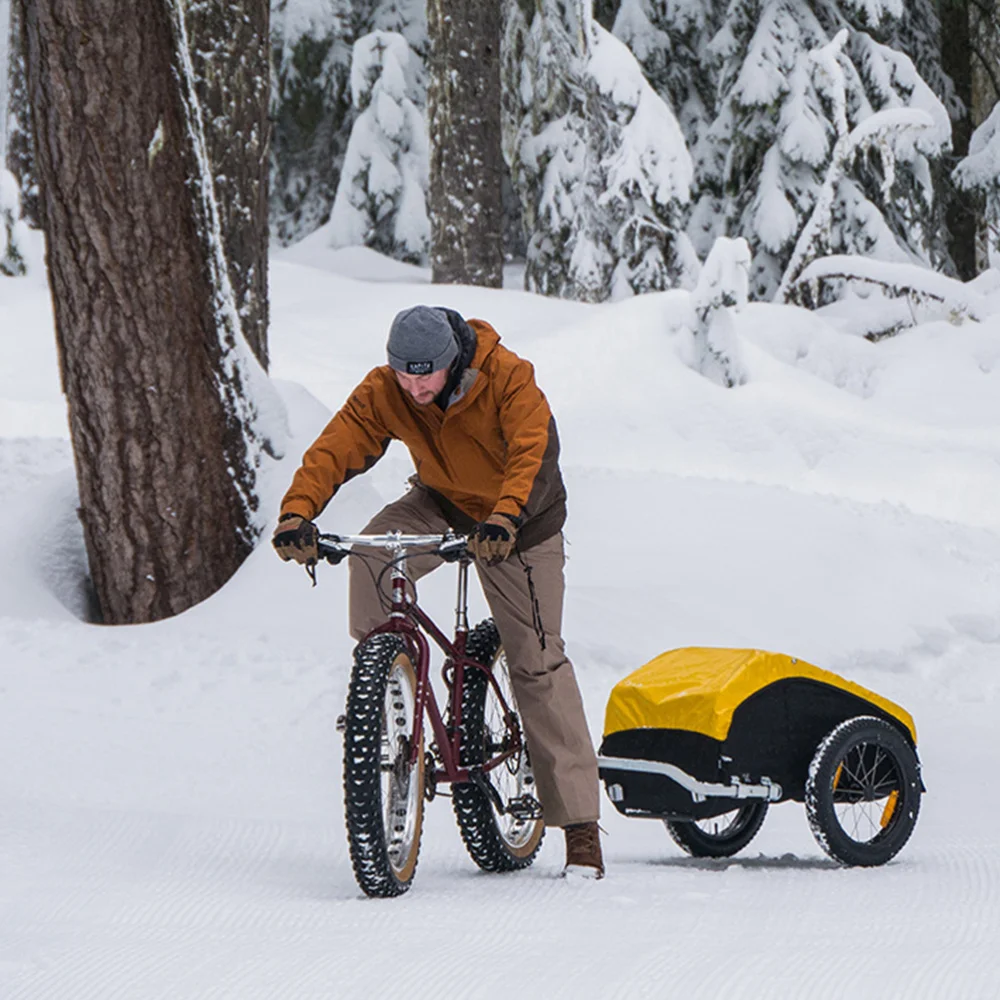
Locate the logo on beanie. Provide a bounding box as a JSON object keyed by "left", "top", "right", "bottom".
{"left": 406, "top": 360, "right": 434, "bottom": 375}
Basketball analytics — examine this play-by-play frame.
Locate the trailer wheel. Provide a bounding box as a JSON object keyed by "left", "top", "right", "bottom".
{"left": 665, "top": 800, "right": 769, "bottom": 858}
{"left": 806, "top": 716, "right": 921, "bottom": 867}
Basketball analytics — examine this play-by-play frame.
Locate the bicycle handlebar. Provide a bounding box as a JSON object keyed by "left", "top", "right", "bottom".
{"left": 317, "top": 531, "right": 469, "bottom": 564}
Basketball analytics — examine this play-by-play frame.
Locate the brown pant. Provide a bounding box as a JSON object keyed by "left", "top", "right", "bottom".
{"left": 348, "top": 485, "right": 601, "bottom": 828}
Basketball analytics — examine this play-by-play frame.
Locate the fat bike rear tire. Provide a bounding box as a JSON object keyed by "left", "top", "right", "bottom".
{"left": 452, "top": 619, "right": 545, "bottom": 873}
{"left": 665, "top": 800, "right": 769, "bottom": 858}
{"left": 343, "top": 634, "right": 425, "bottom": 897}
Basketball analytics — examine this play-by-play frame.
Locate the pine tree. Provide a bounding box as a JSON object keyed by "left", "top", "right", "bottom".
{"left": 2, "top": 0, "right": 35, "bottom": 274}
{"left": 368, "top": 0, "right": 427, "bottom": 54}
{"left": 269, "top": 0, "right": 427, "bottom": 247}
{"left": 0, "top": 167, "right": 25, "bottom": 275}
{"left": 328, "top": 30, "right": 429, "bottom": 263}
{"left": 612, "top": 0, "right": 724, "bottom": 259}
{"left": 884, "top": 0, "right": 964, "bottom": 276}
{"left": 699, "top": 0, "right": 951, "bottom": 300}
{"left": 3, "top": 0, "right": 39, "bottom": 230}
{"left": 270, "top": 0, "right": 355, "bottom": 245}
{"left": 688, "top": 235, "right": 750, "bottom": 388}
{"left": 953, "top": 101, "right": 1000, "bottom": 267}
{"left": 507, "top": 0, "right": 696, "bottom": 302}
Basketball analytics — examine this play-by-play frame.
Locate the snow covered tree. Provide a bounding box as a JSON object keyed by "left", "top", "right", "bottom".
{"left": 328, "top": 30, "right": 429, "bottom": 263}
{"left": 427, "top": 0, "right": 503, "bottom": 286}
{"left": 970, "top": 1, "right": 1000, "bottom": 126}
{"left": 953, "top": 101, "right": 1000, "bottom": 268}
{"left": 269, "top": 0, "right": 427, "bottom": 246}
{"left": 23, "top": 0, "right": 283, "bottom": 624}
{"left": 776, "top": 30, "right": 944, "bottom": 299}
{"left": 1, "top": 0, "right": 30, "bottom": 273}
{"left": 613, "top": 3, "right": 719, "bottom": 188}
{"left": 698, "top": 0, "right": 951, "bottom": 300}
{"left": 687, "top": 236, "right": 749, "bottom": 388}
{"left": 0, "top": 167, "right": 25, "bottom": 275}
{"left": 611, "top": 0, "right": 724, "bottom": 261}
{"left": 270, "top": 0, "right": 355, "bottom": 245}
{"left": 3, "top": 0, "right": 39, "bottom": 230}
{"left": 885, "top": 0, "right": 966, "bottom": 277}
{"left": 1, "top": 0, "right": 20, "bottom": 275}
{"left": 507, "top": 0, "right": 696, "bottom": 302}
{"left": 366, "top": 0, "right": 427, "bottom": 53}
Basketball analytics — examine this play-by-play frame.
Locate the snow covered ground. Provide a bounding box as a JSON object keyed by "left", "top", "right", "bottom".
{"left": 2, "top": 238, "right": 1000, "bottom": 998}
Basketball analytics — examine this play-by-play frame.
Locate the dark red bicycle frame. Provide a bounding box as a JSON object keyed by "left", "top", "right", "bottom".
{"left": 362, "top": 557, "right": 523, "bottom": 789}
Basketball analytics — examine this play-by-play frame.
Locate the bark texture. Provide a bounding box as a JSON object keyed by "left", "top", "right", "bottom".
{"left": 427, "top": 0, "right": 503, "bottom": 286}
{"left": 185, "top": 0, "right": 270, "bottom": 368}
{"left": 23, "top": 0, "right": 263, "bottom": 624}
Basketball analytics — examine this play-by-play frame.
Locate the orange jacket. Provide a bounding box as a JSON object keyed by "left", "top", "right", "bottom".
{"left": 280, "top": 320, "right": 567, "bottom": 549}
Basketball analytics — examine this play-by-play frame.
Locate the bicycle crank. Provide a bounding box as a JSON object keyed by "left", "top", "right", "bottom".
{"left": 470, "top": 769, "right": 542, "bottom": 820}
{"left": 506, "top": 795, "right": 543, "bottom": 821}
{"left": 424, "top": 750, "right": 438, "bottom": 802}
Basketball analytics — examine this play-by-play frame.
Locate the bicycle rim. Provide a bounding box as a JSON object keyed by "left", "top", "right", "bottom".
{"left": 381, "top": 657, "right": 423, "bottom": 879}
{"left": 482, "top": 648, "right": 539, "bottom": 851}
{"left": 829, "top": 740, "right": 904, "bottom": 846}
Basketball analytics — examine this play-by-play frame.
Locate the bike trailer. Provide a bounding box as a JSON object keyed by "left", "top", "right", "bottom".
{"left": 597, "top": 647, "right": 922, "bottom": 865}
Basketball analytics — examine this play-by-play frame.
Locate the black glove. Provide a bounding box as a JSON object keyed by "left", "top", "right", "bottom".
{"left": 468, "top": 513, "right": 518, "bottom": 566}
{"left": 272, "top": 513, "right": 319, "bottom": 564}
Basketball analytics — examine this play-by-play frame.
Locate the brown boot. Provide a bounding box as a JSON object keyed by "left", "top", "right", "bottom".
{"left": 563, "top": 821, "right": 604, "bottom": 879}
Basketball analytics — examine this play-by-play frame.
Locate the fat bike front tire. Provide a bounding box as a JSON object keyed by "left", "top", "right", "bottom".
{"left": 343, "top": 634, "right": 425, "bottom": 897}
{"left": 452, "top": 619, "right": 545, "bottom": 873}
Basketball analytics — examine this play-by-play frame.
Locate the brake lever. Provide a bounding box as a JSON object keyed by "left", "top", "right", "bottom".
{"left": 438, "top": 533, "right": 468, "bottom": 563}
{"left": 317, "top": 535, "right": 348, "bottom": 566}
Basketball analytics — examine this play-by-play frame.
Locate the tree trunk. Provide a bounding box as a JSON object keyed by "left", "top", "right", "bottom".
{"left": 5, "top": 0, "right": 42, "bottom": 228}
{"left": 427, "top": 0, "right": 503, "bottom": 286}
{"left": 23, "top": 0, "right": 267, "bottom": 624}
{"left": 185, "top": 0, "right": 270, "bottom": 369}
{"left": 939, "top": 0, "right": 978, "bottom": 280}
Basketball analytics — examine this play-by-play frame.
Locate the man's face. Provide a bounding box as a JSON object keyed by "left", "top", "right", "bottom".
{"left": 395, "top": 367, "right": 449, "bottom": 405}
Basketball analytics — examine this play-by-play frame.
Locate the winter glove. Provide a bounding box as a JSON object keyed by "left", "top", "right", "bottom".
{"left": 272, "top": 513, "right": 319, "bottom": 565}
{"left": 468, "top": 513, "right": 518, "bottom": 567}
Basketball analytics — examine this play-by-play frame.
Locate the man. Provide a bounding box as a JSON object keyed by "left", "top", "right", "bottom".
{"left": 273, "top": 305, "right": 603, "bottom": 878}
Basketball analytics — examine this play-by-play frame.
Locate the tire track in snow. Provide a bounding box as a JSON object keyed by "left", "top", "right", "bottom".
{"left": 598, "top": 843, "right": 1000, "bottom": 1000}
{"left": 6, "top": 798, "right": 1000, "bottom": 999}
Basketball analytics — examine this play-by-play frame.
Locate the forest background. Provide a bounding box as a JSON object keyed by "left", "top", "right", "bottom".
{"left": 2, "top": 0, "right": 1000, "bottom": 623}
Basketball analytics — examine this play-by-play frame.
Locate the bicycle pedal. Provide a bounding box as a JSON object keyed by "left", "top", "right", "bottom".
{"left": 506, "top": 795, "right": 543, "bottom": 821}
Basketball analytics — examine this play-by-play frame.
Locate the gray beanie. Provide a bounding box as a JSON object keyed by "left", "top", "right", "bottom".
{"left": 387, "top": 306, "right": 460, "bottom": 375}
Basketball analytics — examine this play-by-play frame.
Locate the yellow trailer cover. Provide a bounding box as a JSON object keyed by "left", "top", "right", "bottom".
{"left": 604, "top": 647, "right": 917, "bottom": 744}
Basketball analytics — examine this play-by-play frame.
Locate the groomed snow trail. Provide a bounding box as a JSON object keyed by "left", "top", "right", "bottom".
{"left": 3, "top": 462, "right": 1000, "bottom": 999}
{"left": 3, "top": 250, "right": 1000, "bottom": 997}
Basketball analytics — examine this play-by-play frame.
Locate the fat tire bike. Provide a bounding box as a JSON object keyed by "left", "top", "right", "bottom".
{"left": 318, "top": 531, "right": 545, "bottom": 898}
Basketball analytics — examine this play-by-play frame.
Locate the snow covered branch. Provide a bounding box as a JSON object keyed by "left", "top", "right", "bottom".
{"left": 775, "top": 30, "right": 938, "bottom": 304}
{"left": 787, "top": 254, "right": 990, "bottom": 334}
